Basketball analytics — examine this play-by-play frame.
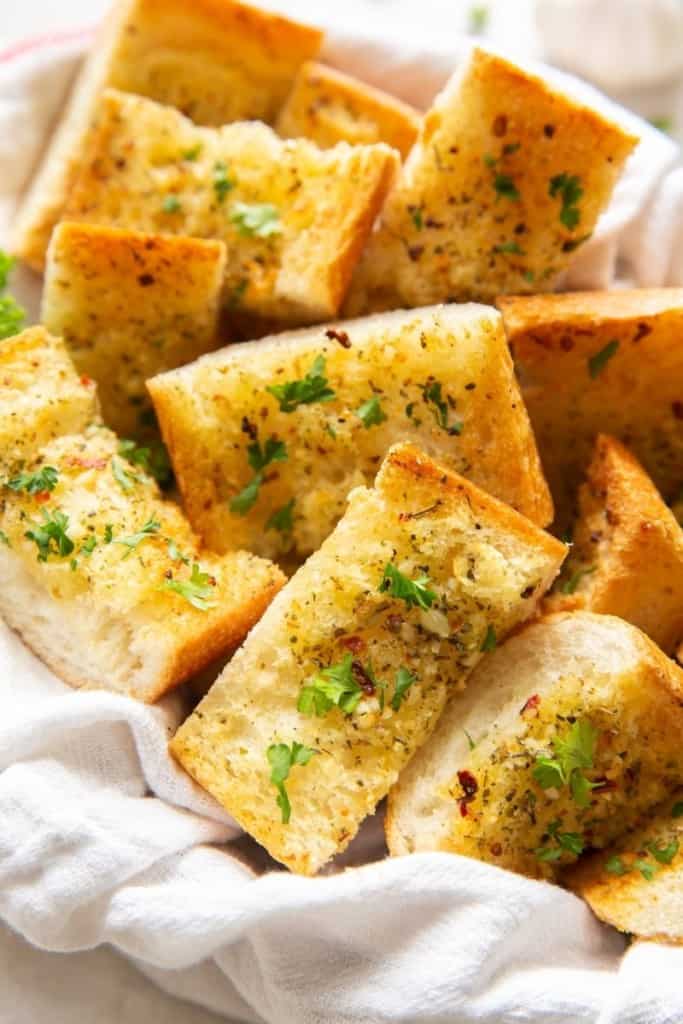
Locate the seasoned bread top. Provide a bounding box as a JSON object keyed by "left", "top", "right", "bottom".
{"left": 387, "top": 612, "right": 683, "bottom": 880}
{"left": 42, "top": 222, "right": 226, "bottom": 440}
{"left": 344, "top": 46, "right": 637, "bottom": 314}
{"left": 170, "top": 443, "right": 566, "bottom": 875}
{"left": 64, "top": 89, "right": 399, "bottom": 323}
{"left": 498, "top": 287, "right": 683, "bottom": 528}
{"left": 548, "top": 434, "right": 683, "bottom": 654}
{"left": 0, "top": 327, "right": 100, "bottom": 473}
{"left": 277, "top": 61, "right": 419, "bottom": 158}
{"left": 148, "top": 303, "right": 553, "bottom": 561}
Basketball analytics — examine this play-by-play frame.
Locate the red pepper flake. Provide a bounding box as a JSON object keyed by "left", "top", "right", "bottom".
{"left": 385, "top": 614, "right": 403, "bottom": 634}
{"left": 340, "top": 635, "right": 365, "bottom": 654}
{"left": 490, "top": 842, "right": 502, "bottom": 857}
{"left": 34, "top": 491, "right": 51, "bottom": 504}
{"left": 80, "top": 375, "right": 94, "bottom": 388}
{"left": 457, "top": 769, "right": 478, "bottom": 817}
{"left": 69, "top": 456, "right": 107, "bottom": 470}
{"left": 325, "top": 328, "right": 351, "bottom": 348}
{"left": 520, "top": 694, "right": 540, "bottom": 716}
{"left": 351, "top": 660, "right": 375, "bottom": 695}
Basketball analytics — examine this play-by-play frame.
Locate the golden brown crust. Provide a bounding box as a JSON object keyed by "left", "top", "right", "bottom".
{"left": 277, "top": 61, "right": 419, "bottom": 158}
{"left": 497, "top": 288, "right": 683, "bottom": 530}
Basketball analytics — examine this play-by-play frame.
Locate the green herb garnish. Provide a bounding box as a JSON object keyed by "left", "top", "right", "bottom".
{"left": 533, "top": 718, "right": 598, "bottom": 807}
{"left": 560, "top": 565, "right": 596, "bottom": 594}
{"left": 297, "top": 653, "right": 362, "bottom": 717}
{"left": 267, "top": 741, "right": 317, "bottom": 824}
{"left": 0, "top": 295, "right": 25, "bottom": 340}
{"left": 111, "top": 457, "right": 139, "bottom": 493}
{"left": 422, "top": 380, "right": 462, "bottom": 435}
{"left": 634, "top": 858, "right": 659, "bottom": 881}
{"left": 167, "top": 538, "right": 190, "bottom": 564}
{"left": 162, "top": 195, "right": 182, "bottom": 214}
{"left": 25, "top": 509, "right": 74, "bottom": 562}
{"left": 266, "top": 498, "right": 295, "bottom": 535}
{"left": 588, "top": 340, "right": 619, "bottom": 379}
{"left": 480, "top": 624, "right": 497, "bottom": 652}
{"left": 230, "top": 437, "right": 288, "bottom": 516}
{"left": 0, "top": 529, "right": 10, "bottom": 546}
{"left": 391, "top": 666, "right": 417, "bottom": 711}
{"left": 230, "top": 476, "right": 263, "bottom": 516}
{"left": 266, "top": 355, "right": 336, "bottom": 412}
{"left": 605, "top": 855, "right": 629, "bottom": 876}
{"left": 535, "top": 819, "right": 584, "bottom": 862}
{"left": 672, "top": 801, "right": 683, "bottom": 818}
{"left": 230, "top": 202, "right": 281, "bottom": 238}
{"left": 647, "top": 839, "right": 679, "bottom": 865}
{"left": 6, "top": 465, "right": 58, "bottom": 495}
{"left": 467, "top": 3, "right": 489, "bottom": 34}
{"left": 115, "top": 518, "right": 161, "bottom": 558}
{"left": 118, "top": 439, "right": 172, "bottom": 486}
{"left": 213, "top": 161, "right": 234, "bottom": 203}
{"left": 411, "top": 208, "right": 423, "bottom": 230}
{"left": 379, "top": 563, "right": 437, "bottom": 610}
{"left": 493, "top": 241, "right": 524, "bottom": 255}
{"left": 549, "top": 173, "right": 583, "bottom": 230}
{"left": 356, "top": 395, "right": 387, "bottom": 429}
{"left": 493, "top": 173, "right": 520, "bottom": 202}
{"left": 182, "top": 144, "right": 202, "bottom": 161}
{"left": 160, "top": 562, "right": 216, "bottom": 611}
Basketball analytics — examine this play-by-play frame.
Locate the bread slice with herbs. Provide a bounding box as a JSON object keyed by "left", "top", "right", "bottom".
{"left": 276, "top": 61, "right": 419, "bottom": 159}
{"left": 0, "top": 426, "right": 283, "bottom": 702}
{"left": 567, "top": 793, "right": 683, "bottom": 944}
{"left": 11, "top": 0, "right": 323, "bottom": 272}
{"left": 148, "top": 303, "right": 553, "bottom": 563}
{"left": 344, "top": 46, "right": 637, "bottom": 315}
{"left": 42, "top": 223, "right": 226, "bottom": 440}
{"left": 387, "top": 612, "right": 683, "bottom": 881}
{"left": 62, "top": 89, "right": 398, "bottom": 325}
{"left": 0, "top": 327, "right": 100, "bottom": 474}
{"left": 169, "top": 442, "right": 566, "bottom": 875}
{"left": 547, "top": 435, "right": 683, "bottom": 654}
{"left": 497, "top": 288, "right": 683, "bottom": 530}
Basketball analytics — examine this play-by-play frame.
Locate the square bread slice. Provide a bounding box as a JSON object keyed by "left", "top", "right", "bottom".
{"left": 387, "top": 612, "right": 683, "bottom": 881}
{"left": 497, "top": 288, "right": 683, "bottom": 530}
{"left": 11, "top": 0, "right": 322, "bottom": 271}
{"left": 344, "top": 47, "right": 637, "bottom": 315}
{"left": 276, "top": 61, "right": 420, "bottom": 159}
{"left": 42, "top": 222, "right": 226, "bottom": 440}
{"left": 148, "top": 303, "right": 553, "bottom": 562}
{"left": 547, "top": 435, "right": 683, "bottom": 654}
{"left": 567, "top": 793, "right": 683, "bottom": 944}
{"left": 0, "top": 327, "right": 99, "bottom": 474}
{"left": 0, "top": 426, "right": 284, "bottom": 703}
{"left": 62, "top": 89, "right": 398, "bottom": 324}
{"left": 169, "top": 442, "right": 566, "bottom": 874}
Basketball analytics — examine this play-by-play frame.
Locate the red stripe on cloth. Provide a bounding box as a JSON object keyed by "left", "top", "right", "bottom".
{"left": 0, "top": 27, "right": 94, "bottom": 64}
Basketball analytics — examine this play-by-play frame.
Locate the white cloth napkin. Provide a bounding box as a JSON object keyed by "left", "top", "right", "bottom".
{"left": 2, "top": 17, "right": 683, "bottom": 1024}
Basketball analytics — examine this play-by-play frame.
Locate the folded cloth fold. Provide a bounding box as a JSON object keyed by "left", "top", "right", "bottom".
{"left": 1, "top": 17, "right": 682, "bottom": 1024}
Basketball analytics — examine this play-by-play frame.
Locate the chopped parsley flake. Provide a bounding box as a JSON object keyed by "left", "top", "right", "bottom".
{"left": 634, "top": 858, "right": 659, "bottom": 881}
{"left": 391, "top": 666, "right": 417, "bottom": 711}
{"left": 493, "top": 241, "right": 524, "bottom": 255}
{"left": 267, "top": 741, "right": 316, "bottom": 824}
{"left": 533, "top": 718, "right": 598, "bottom": 807}
{"left": 379, "top": 563, "right": 437, "bottom": 610}
{"left": 535, "top": 819, "right": 584, "bottom": 862}
{"left": 266, "top": 498, "right": 295, "bottom": 535}
{"left": 356, "top": 395, "right": 387, "bottom": 429}
{"left": 480, "top": 624, "right": 497, "bottom": 652}
{"left": 464, "top": 728, "right": 476, "bottom": 751}
{"left": 605, "top": 855, "right": 629, "bottom": 876}
{"left": 0, "top": 250, "right": 14, "bottom": 290}
{"left": 266, "top": 355, "right": 336, "bottom": 412}
{"left": 6, "top": 465, "right": 58, "bottom": 495}
{"left": 111, "top": 456, "right": 140, "bottom": 493}
{"left": 230, "top": 201, "right": 281, "bottom": 238}
{"left": 182, "top": 144, "right": 202, "bottom": 161}
{"left": 493, "top": 173, "right": 520, "bottom": 202}
{"left": 118, "top": 439, "right": 172, "bottom": 486}
{"left": 162, "top": 195, "right": 182, "bottom": 214}
{"left": 0, "top": 249, "right": 25, "bottom": 339}
{"left": 647, "top": 839, "right": 679, "bottom": 865}
{"left": 560, "top": 565, "right": 596, "bottom": 594}
{"left": 104, "top": 524, "right": 114, "bottom": 544}
{"left": 160, "top": 563, "right": 216, "bottom": 611}
{"left": 422, "top": 380, "right": 462, "bottom": 435}
{"left": 672, "top": 801, "right": 683, "bottom": 818}
{"left": 25, "top": 509, "right": 74, "bottom": 562}
{"left": 80, "top": 535, "right": 97, "bottom": 556}
{"left": 297, "top": 653, "right": 362, "bottom": 717}
{"left": 115, "top": 518, "right": 161, "bottom": 558}
{"left": 213, "top": 161, "right": 234, "bottom": 203}
{"left": 411, "top": 208, "right": 423, "bottom": 230}
{"left": 588, "top": 339, "right": 619, "bottom": 379}
{"left": 231, "top": 437, "right": 288, "bottom": 515}
{"left": 167, "top": 538, "right": 190, "bottom": 564}
{"left": 0, "top": 529, "right": 10, "bottom": 546}
{"left": 549, "top": 173, "right": 583, "bottom": 230}
{"left": 230, "top": 476, "right": 263, "bottom": 516}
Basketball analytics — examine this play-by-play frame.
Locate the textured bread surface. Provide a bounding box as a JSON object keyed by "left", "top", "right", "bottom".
{"left": 568, "top": 794, "right": 683, "bottom": 944}
{"left": 498, "top": 288, "right": 683, "bottom": 529}
{"left": 0, "top": 327, "right": 99, "bottom": 473}
{"left": 42, "top": 222, "right": 226, "bottom": 439}
{"left": 344, "top": 47, "right": 637, "bottom": 315}
{"left": 0, "top": 428, "right": 283, "bottom": 702}
{"left": 387, "top": 612, "right": 683, "bottom": 880}
{"left": 63, "top": 89, "right": 398, "bottom": 323}
{"left": 11, "top": 0, "right": 322, "bottom": 271}
{"left": 277, "top": 61, "right": 419, "bottom": 159}
{"left": 170, "top": 443, "right": 566, "bottom": 874}
{"left": 149, "top": 303, "right": 553, "bottom": 561}
{"left": 547, "top": 435, "right": 683, "bottom": 654}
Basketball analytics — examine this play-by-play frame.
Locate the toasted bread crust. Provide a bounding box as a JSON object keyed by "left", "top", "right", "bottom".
{"left": 345, "top": 47, "right": 637, "bottom": 314}
{"left": 498, "top": 288, "right": 683, "bottom": 530}
{"left": 277, "top": 61, "right": 419, "bottom": 158}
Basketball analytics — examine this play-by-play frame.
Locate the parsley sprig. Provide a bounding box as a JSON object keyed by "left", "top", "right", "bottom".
{"left": 379, "top": 563, "right": 437, "bottom": 610}
{"left": 605, "top": 838, "right": 679, "bottom": 881}
{"left": 266, "top": 355, "right": 336, "bottom": 413}
{"left": 391, "top": 666, "right": 417, "bottom": 711}
{"left": 266, "top": 498, "right": 295, "bottom": 535}
{"left": 422, "top": 381, "right": 462, "bottom": 435}
{"left": 588, "top": 340, "right": 619, "bottom": 379}
{"left": 118, "top": 439, "right": 172, "bottom": 486}
{"left": 532, "top": 719, "right": 598, "bottom": 807}
{"left": 356, "top": 395, "right": 387, "bottom": 429}
{"left": 6, "top": 465, "right": 58, "bottom": 495}
{"left": 0, "top": 249, "right": 25, "bottom": 340}
{"left": 230, "top": 436, "right": 288, "bottom": 515}
{"left": 160, "top": 562, "right": 216, "bottom": 611}
{"left": 230, "top": 202, "right": 281, "bottom": 238}
{"left": 549, "top": 173, "right": 583, "bottom": 230}
{"left": 267, "top": 742, "right": 317, "bottom": 824}
{"left": 115, "top": 518, "right": 161, "bottom": 558}
{"left": 298, "top": 654, "right": 362, "bottom": 716}
{"left": 535, "top": 819, "right": 584, "bottom": 862}
{"left": 25, "top": 509, "right": 74, "bottom": 562}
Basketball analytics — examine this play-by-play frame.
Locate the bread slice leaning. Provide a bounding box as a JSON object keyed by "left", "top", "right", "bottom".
{"left": 276, "top": 61, "right": 419, "bottom": 158}
{"left": 547, "top": 435, "right": 683, "bottom": 654}
{"left": 11, "top": 0, "right": 322, "bottom": 271}
{"left": 0, "top": 327, "right": 99, "bottom": 474}
{"left": 497, "top": 287, "right": 683, "bottom": 530}
{"left": 344, "top": 46, "right": 637, "bottom": 315}
{"left": 42, "top": 223, "right": 226, "bottom": 440}
{"left": 148, "top": 303, "right": 553, "bottom": 562}
{"left": 63, "top": 89, "right": 398, "bottom": 325}
{"left": 170, "top": 442, "right": 566, "bottom": 875}
{"left": 387, "top": 612, "right": 683, "bottom": 880}
{"left": 567, "top": 794, "right": 683, "bottom": 944}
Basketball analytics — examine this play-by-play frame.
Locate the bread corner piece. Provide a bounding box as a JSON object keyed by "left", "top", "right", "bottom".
{"left": 0, "top": 327, "right": 100, "bottom": 473}
{"left": 276, "top": 60, "right": 419, "bottom": 159}
{"left": 387, "top": 612, "right": 683, "bottom": 881}
{"left": 170, "top": 442, "right": 566, "bottom": 874}
{"left": 63, "top": 89, "right": 398, "bottom": 325}
{"left": 11, "top": 0, "right": 322, "bottom": 272}
{"left": 344, "top": 46, "right": 637, "bottom": 316}
{"left": 42, "top": 222, "right": 226, "bottom": 439}
{"left": 498, "top": 288, "right": 683, "bottom": 531}
{"left": 148, "top": 303, "right": 553, "bottom": 563}
{"left": 567, "top": 794, "right": 683, "bottom": 944}
{"left": 547, "top": 434, "right": 683, "bottom": 654}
